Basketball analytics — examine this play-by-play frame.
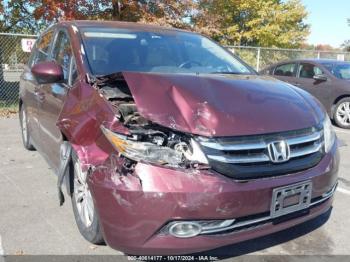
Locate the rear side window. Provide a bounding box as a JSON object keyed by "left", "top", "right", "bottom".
{"left": 298, "top": 63, "right": 323, "bottom": 79}
{"left": 273, "top": 63, "right": 296, "bottom": 77}
{"left": 52, "top": 31, "right": 74, "bottom": 83}
{"left": 33, "top": 31, "right": 54, "bottom": 64}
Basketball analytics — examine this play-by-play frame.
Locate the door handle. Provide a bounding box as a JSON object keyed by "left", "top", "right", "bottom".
{"left": 294, "top": 83, "right": 301, "bottom": 86}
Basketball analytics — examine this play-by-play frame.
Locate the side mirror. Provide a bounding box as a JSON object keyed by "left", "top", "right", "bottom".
{"left": 313, "top": 74, "right": 328, "bottom": 82}
{"left": 31, "top": 61, "right": 64, "bottom": 84}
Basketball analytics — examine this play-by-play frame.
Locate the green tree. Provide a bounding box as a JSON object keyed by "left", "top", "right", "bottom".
{"left": 194, "top": 0, "right": 310, "bottom": 48}
{"left": 341, "top": 40, "right": 350, "bottom": 52}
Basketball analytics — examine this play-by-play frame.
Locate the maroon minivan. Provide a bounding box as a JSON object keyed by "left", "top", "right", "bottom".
{"left": 19, "top": 21, "right": 339, "bottom": 255}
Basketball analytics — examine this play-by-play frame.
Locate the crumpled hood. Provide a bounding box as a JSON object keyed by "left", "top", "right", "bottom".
{"left": 122, "top": 72, "right": 324, "bottom": 137}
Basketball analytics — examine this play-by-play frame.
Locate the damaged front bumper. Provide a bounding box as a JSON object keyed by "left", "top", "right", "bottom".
{"left": 86, "top": 142, "right": 339, "bottom": 255}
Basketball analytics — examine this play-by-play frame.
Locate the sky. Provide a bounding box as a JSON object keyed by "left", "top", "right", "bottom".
{"left": 302, "top": 0, "right": 350, "bottom": 47}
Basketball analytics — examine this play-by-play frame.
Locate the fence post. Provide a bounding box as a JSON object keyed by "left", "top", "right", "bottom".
{"left": 0, "top": 48, "right": 3, "bottom": 99}
{"left": 0, "top": 48, "right": 3, "bottom": 80}
{"left": 317, "top": 52, "right": 321, "bottom": 59}
{"left": 256, "top": 47, "right": 261, "bottom": 71}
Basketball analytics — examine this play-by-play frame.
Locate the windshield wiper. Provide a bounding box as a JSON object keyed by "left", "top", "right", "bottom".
{"left": 87, "top": 71, "right": 124, "bottom": 87}
{"left": 95, "top": 72, "right": 125, "bottom": 85}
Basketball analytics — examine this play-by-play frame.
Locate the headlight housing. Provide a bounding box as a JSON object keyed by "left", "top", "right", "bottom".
{"left": 323, "top": 116, "right": 336, "bottom": 153}
{"left": 101, "top": 126, "right": 208, "bottom": 166}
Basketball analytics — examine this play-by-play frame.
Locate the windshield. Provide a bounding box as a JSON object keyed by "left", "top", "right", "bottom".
{"left": 323, "top": 63, "right": 350, "bottom": 80}
{"left": 80, "top": 28, "right": 253, "bottom": 75}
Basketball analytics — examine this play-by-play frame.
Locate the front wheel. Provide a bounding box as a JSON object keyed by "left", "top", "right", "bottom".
{"left": 19, "top": 105, "right": 35, "bottom": 150}
{"left": 334, "top": 98, "right": 350, "bottom": 129}
{"left": 71, "top": 152, "right": 104, "bottom": 244}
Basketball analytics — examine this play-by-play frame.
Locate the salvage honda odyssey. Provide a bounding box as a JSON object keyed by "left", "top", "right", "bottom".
{"left": 19, "top": 21, "right": 339, "bottom": 255}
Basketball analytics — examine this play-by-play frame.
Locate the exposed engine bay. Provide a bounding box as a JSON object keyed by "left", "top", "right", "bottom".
{"left": 93, "top": 72, "right": 209, "bottom": 169}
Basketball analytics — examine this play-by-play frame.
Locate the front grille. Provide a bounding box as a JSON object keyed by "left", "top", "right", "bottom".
{"left": 198, "top": 125, "right": 324, "bottom": 180}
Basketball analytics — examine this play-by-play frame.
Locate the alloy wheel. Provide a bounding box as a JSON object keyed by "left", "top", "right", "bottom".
{"left": 74, "top": 161, "right": 94, "bottom": 227}
{"left": 336, "top": 101, "right": 350, "bottom": 127}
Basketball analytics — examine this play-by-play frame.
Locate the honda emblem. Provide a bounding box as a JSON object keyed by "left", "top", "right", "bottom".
{"left": 267, "top": 141, "right": 290, "bottom": 163}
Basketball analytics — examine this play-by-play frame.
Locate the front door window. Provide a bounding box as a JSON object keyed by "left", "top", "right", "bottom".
{"left": 52, "top": 31, "right": 74, "bottom": 84}
{"left": 298, "top": 63, "right": 323, "bottom": 78}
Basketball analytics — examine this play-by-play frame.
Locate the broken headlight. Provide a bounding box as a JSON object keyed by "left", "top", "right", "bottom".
{"left": 101, "top": 126, "right": 208, "bottom": 166}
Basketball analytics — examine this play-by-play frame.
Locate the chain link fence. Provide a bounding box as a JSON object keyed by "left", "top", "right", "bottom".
{"left": 0, "top": 33, "right": 37, "bottom": 117}
{"left": 228, "top": 46, "right": 350, "bottom": 71}
{"left": 1, "top": 31, "right": 350, "bottom": 117}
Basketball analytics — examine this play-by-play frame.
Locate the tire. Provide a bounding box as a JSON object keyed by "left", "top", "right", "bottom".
{"left": 19, "top": 105, "right": 35, "bottom": 151}
{"left": 71, "top": 152, "right": 104, "bottom": 244}
{"left": 334, "top": 98, "right": 350, "bottom": 129}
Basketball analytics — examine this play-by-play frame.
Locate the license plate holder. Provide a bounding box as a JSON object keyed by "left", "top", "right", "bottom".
{"left": 271, "top": 181, "right": 312, "bottom": 218}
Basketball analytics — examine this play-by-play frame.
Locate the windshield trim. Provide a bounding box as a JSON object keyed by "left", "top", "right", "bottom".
{"left": 79, "top": 27, "right": 257, "bottom": 76}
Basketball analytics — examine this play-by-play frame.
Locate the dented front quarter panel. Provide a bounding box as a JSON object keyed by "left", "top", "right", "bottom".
{"left": 56, "top": 81, "right": 129, "bottom": 171}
